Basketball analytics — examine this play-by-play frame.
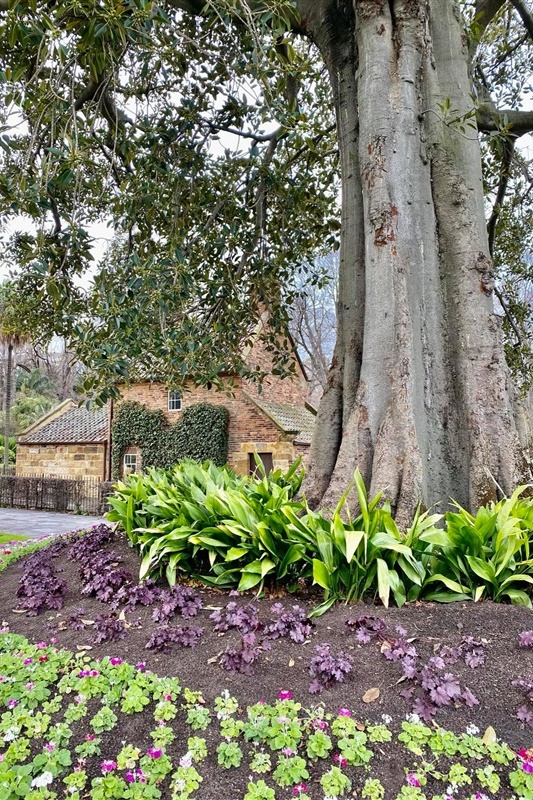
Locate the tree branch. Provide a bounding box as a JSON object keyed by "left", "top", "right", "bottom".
{"left": 477, "top": 107, "right": 533, "bottom": 135}
{"left": 472, "top": 0, "right": 506, "bottom": 52}
{"left": 487, "top": 137, "right": 515, "bottom": 257}
{"left": 509, "top": 0, "right": 533, "bottom": 41}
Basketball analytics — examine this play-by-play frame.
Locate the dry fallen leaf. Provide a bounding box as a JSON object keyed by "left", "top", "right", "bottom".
{"left": 11, "top": 609, "right": 27, "bottom": 614}
{"left": 118, "top": 609, "right": 126, "bottom": 621}
{"left": 288, "top": 658, "right": 295, "bottom": 667}
{"left": 355, "top": 721, "right": 365, "bottom": 731}
{"left": 362, "top": 687, "right": 380, "bottom": 703}
{"left": 76, "top": 645, "right": 93, "bottom": 651}
{"left": 380, "top": 641, "right": 391, "bottom": 654}
{"left": 81, "top": 619, "right": 95, "bottom": 626}
{"left": 482, "top": 725, "right": 497, "bottom": 745}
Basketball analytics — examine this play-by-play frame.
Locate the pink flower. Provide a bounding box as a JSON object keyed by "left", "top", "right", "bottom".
{"left": 279, "top": 690, "right": 293, "bottom": 701}
{"left": 110, "top": 657, "right": 122, "bottom": 666}
{"left": 164, "top": 694, "right": 172, "bottom": 701}
{"left": 406, "top": 773, "right": 421, "bottom": 787}
{"left": 180, "top": 754, "right": 193, "bottom": 768}
{"left": 293, "top": 785, "right": 308, "bottom": 796}
{"left": 146, "top": 747, "right": 162, "bottom": 759}
{"left": 84, "top": 734, "right": 95, "bottom": 741}
{"left": 101, "top": 760, "right": 117, "bottom": 773}
{"left": 136, "top": 662, "right": 146, "bottom": 671}
{"left": 7, "top": 699, "right": 18, "bottom": 709}
{"left": 89, "top": 670, "right": 100, "bottom": 677}
{"left": 338, "top": 708, "right": 351, "bottom": 717}
{"left": 50, "top": 637, "right": 57, "bottom": 645}
{"left": 25, "top": 682, "right": 35, "bottom": 691}
{"left": 282, "top": 748, "right": 293, "bottom": 757}
{"left": 312, "top": 718, "right": 327, "bottom": 730}
{"left": 45, "top": 743, "right": 55, "bottom": 752}
{"left": 36, "top": 642, "right": 47, "bottom": 649}
{"left": 334, "top": 754, "right": 347, "bottom": 767}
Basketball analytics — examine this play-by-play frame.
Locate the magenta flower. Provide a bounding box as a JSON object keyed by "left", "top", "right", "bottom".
{"left": 45, "top": 743, "right": 55, "bottom": 752}
{"left": 23, "top": 658, "right": 33, "bottom": 665}
{"left": 109, "top": 657, "right": 122, "bottom": 666}
{"left": 36, "top": 642, "right": 47, "bottom": 649}
{"left": 338, "top": 707, "right": 351, "bottom": 717}
{"left": 279, "top": 690, "right": 293, "bottom": 701}
{"left": 125, "top": 772, "right": 135, "bottom": 784}
{"left": 334, "top": 754, "right": 347, "bottom": 767}
{"left": 312, "top": 718, "right": 327, "bottom": 730}
{"left": 89, "top": 670, "right": 100, "bottom": 677}
{"left": 522, "top": 761, "right": 533, "bottom": 774}
{"left": 293, "top": 785, "right": 308, "bottom": 796}
{"left": 7, "top": 699, "right": 18, "bottom": 709}
{"left": 406, "top": 773, "right": 421, "bottom": 787}
{"left": 101, "top": 760, "right": 117, "bottom": 773}
{"left": 135, "top": 662, "right": 146, "bottom": 671}
{"left": 84, "top": 734, "right": 95, "bottom": 741}
{"left": 146, "top": 747, "right": 162, "bottom": 759}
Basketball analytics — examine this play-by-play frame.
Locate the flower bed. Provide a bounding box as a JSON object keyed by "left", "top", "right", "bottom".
{"left": 0, "top": 633, "right": 532, "bottom": 800}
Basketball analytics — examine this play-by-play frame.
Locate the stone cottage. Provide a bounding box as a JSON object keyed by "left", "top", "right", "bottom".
{"left": 16, "top": 399, "right": 109, "bottom": 479}
{"left": 15, "top": 320, "right": 316, "bottom": 480}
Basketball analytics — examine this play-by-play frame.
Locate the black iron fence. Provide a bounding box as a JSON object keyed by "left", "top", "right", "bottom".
{"left": 0, "top": 474, "right": 114, "bottom": 515}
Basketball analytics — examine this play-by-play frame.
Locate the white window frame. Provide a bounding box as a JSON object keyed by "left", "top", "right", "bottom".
{"left": 123, "top": 453, "right": 138, "bottom": 474}
{"left": 168, "top": 390, "right": 182, "bottom": 411}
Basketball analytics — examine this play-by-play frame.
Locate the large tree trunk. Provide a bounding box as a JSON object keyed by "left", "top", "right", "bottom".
{"left": 300, "top": 0, "right": 528, "bottom": 519}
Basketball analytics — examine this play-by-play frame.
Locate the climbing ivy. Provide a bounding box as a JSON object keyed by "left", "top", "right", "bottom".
{"left": 111, "top": 401, "right": 229, "bottom": 479}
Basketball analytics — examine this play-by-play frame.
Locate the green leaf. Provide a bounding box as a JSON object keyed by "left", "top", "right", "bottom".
{"left": 312, "top": 558, "right": 333, "bottom": 591}
{"left": 376, "top": 558, "right": 390, "bottom": 608}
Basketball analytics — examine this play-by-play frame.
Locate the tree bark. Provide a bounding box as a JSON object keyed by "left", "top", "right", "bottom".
{"left": 301, "top": 0, "right": 528, "bottom": 520}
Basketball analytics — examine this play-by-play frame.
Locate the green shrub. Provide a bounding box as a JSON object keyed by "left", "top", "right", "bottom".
{"left": 420, "top": 485, "right": 533, "bottom": 606}
{"left": 110, "top": 401, "right": 229, "bottom": 478}
{"left": 107, "top": 458, "right": 308, "bottom": 591}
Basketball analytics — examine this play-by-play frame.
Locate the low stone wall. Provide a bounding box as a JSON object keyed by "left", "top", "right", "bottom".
{"left": 16, "top": 443, "right": 106, "bottom": 479}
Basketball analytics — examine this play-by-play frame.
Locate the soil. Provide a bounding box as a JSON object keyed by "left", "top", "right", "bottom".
{"left": 1, "top": 527, "right": 533, "bottom": 798}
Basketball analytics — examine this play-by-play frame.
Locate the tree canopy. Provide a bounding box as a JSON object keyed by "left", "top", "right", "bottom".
{"left": 1, "top": 0, "right": 533, "bottom": 512}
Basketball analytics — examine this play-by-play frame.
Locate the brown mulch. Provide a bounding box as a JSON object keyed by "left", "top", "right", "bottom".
{"left": 1, "top": 528, "right": 533, "bottom": 764}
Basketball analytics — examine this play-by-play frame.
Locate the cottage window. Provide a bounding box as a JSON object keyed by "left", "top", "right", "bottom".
{"left": 123, "top": 453, "right": 138, "bottom": 474}
{"left": 249, "top": 452, "right": 273, "bottom": 477}
{"left": 168, "top": 391, "right": 182, "bottom": 411}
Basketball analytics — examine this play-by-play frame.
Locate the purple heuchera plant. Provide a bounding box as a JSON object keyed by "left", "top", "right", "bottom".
{"left": 16, "top": 549, "right": 68, "bottom": 616}
{"left": 308, "top": 643, "right": 353, "bottom": 694}
{"left": 151, "top": 585, "right": 203, "bottom": 623}
{"left": 263, "top": 603, "right": 314, "bottom": 643}
{"left": 145, "top": 625, "right": 204, "bottom": 653}
{"left": 92, "top": 614, "right": 126, "bottom": 644}
{"left": 220, "top": 633, "right": 270, "bottom": 675}
{"left": 210, "top": 602, "right": 262, "bottom": 634}
{"left": 114, "top": 580, "right": 160, "bottom": 611}
{"left": 346, "top": 615, "right": 388, "bottom": 643}
{"left": 519, "top": 631, "right": 533, "bottom": 648}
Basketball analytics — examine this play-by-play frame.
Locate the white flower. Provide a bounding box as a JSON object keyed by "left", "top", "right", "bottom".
{"left": 381, "top": 714, "right": 393, "bottom": 724}
{"left": 3, "top": 726, "right": 19, "bottom": 742}
{"left": 406, "top": 713, "right": 420, "bottom": 723}
{"left": 179, "top": 753, "right": 193, "bottom": 768}
{"left": 466, "top": 723, "right": 480, "bottom": 735}
{"left": 31, "top": 771, "right": 54, "bottom": 788}
{"left": 446, "top": 784, "right": 459, "bottom": 796}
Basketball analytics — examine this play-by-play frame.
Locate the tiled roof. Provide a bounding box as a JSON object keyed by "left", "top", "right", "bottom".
{"left": 248, "top": 396, "right": 316, "bottom": 444}
{"left": 20, "top": 405, "right": 108, "bottom": 444}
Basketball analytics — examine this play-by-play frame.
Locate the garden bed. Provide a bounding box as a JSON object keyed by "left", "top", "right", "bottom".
{"left": 1, "top": 526, "right": 533, "bottom": 800}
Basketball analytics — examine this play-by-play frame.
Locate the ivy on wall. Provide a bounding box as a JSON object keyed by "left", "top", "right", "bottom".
{"left": 111, "top": 401, "right": 229, "bottom": 479}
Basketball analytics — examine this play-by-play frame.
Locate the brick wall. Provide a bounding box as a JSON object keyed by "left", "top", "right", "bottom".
{"left": 16, "top": 443, "right": 106, "bottom": 479}
{"left": 117, "top": 380, "right": 300, "bottom": 474}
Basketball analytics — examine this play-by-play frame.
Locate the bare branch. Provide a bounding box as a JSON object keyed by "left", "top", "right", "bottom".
{"left": 487, "top": 137, "right": 515, "bottom": 256}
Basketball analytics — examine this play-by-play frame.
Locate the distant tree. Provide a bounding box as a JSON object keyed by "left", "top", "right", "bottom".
{"left": 290, "top": 253, "right": 337, "bottom": 403}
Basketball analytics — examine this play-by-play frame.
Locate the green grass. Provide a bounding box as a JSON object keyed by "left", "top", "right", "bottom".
{"left": 0, "top": 532, "right": 28, "bottom": 543}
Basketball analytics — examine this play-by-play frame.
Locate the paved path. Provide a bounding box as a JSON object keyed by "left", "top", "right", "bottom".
{"left": 0, "top": 508, "right": 107, "bottom": 538}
